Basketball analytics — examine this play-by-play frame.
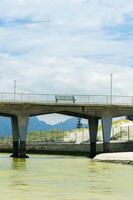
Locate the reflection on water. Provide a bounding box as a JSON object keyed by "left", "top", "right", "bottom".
{"left": 12, "top": 158, "right": 27, "bottom": 170}
{"left": 0, "top": 154, "right": 132, "bottom": 200}
{"left": 11, "top": 159, "right": 27, "bottom": 190}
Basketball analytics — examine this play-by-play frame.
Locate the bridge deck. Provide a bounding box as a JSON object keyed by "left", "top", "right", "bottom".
{"left": 0, "top": 101, "right": 132, "bottom": 118}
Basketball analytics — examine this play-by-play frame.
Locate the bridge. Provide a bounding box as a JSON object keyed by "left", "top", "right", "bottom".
{"left": 0, "top": 92, "right": 133, "bottom": 158}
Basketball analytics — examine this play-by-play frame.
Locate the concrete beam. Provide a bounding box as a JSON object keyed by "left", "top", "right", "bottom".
{"left": 101, "top": 116, "right": 112, "bottom": 153}
{"left": 88, "top": 116, "right": 99, "bottom": 158}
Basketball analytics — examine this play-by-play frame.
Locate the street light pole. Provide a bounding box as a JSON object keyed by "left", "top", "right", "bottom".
{"left": 110, "top": 73, "right": 113, "bottom": 104}
{"left": 14, "top": 80, "right": 16, "bottom": 101}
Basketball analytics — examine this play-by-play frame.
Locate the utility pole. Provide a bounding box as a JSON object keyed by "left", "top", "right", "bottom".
{"left": 110, "top": 73, "right": 113, "bottom": 104}
{"left": 14, "top": 80, "right": 16, "bottom": 101}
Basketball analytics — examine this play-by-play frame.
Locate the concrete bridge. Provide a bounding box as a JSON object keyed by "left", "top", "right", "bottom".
{"left": 0, "top": 92, "right": 133, "bottom": 158}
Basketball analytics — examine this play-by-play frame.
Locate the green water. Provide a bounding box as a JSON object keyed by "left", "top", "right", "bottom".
{"left": 0, "top": 154, "right": 133, "bottom": 200}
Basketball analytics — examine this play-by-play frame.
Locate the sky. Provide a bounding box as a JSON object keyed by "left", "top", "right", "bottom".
{"left": 0, "top": 0, "right": 133, "bottom": 124}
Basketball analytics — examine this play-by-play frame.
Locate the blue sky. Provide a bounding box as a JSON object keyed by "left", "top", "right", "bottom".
{"left": 0, "top": 0, "right": 133, "bottom": 124}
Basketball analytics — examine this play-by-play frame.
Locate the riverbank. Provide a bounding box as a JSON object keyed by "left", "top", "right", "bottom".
{"left": 94, "top": 152, "right": 133, "bottom": 165}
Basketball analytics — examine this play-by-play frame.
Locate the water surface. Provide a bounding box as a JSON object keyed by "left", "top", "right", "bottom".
{"left": 0, "top": 154, "right": 132, "bottom": 200}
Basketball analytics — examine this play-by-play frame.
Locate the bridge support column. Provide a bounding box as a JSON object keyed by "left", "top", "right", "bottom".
{"left": 11, "top": 116, "right": 19, "bottom": 158}
{"left": 88, "top": 116, "right": 99, "bottom": 158}
{"left": 101, "top": 117, "right": 112, "bottom": 153}
{"left": 11, "top": 114, "right": 29, "bottom": 158}
{"left": 18, "top": 114, "right": 29, "bottom": 158}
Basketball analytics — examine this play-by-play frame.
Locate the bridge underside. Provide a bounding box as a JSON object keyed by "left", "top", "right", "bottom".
{"left": 0, "top": 102, "right": 133, "bottom": 158}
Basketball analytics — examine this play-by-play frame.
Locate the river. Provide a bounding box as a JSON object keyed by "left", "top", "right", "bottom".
{"left": 0, "top": 153, "right": 132, "bottom": 200}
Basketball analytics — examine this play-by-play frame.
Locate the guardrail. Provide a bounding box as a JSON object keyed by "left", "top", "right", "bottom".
{"left": 0, "top": 92, "right": 133, "bottom": 105}
{"left": 0, "top": 92, "right": 132, "bottom": 105}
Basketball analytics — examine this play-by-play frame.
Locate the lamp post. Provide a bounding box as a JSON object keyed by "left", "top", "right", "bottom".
{"left": 14, "top": 80, "right": 16, "bottom": 101}
{"left": 110, "top": 73, "right": 113, "bottom": 104}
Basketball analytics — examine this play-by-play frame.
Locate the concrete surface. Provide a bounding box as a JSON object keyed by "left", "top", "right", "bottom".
{"left": 94, "top": 152, "right": 133, "bottom": 164}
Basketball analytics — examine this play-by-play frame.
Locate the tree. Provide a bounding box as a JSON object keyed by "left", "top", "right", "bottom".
{"left": 76, "top": 118, "right": 83, "bottom": 129}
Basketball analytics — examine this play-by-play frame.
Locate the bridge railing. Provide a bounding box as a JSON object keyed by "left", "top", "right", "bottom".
{"left": 0, "top": 92, "right": 133, "bottom": 105}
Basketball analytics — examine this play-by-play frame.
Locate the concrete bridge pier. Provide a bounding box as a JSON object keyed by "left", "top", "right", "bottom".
{"left": 11, "top": 114, "right": 29, "bottom": 158}
{"left": 18, "top": 114, "right": 29, "bottom": 158}
{"left": 11, "top": 116, "right": 19, "bottom": 158}
{"left": 101, "top": 117, "right": 112, "bottom": 153}
{"left": 88, "top": 116, "right": 99, "bottom": 158}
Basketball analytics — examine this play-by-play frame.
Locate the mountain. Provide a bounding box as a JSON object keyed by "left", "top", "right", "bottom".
{"left": 0, "top": 117, "right": 12, "bottom": 136}
{"left": 0, "top": 116, "right": 88, "bottom": 136}
{"left": 52, "top": 118, "right": 88, "bottom": 131}
{"left": 28, "top": 117, "right": 52, "bottom": 131}
{"left": 52, "top": 118, "right": 78, "bottom": 131}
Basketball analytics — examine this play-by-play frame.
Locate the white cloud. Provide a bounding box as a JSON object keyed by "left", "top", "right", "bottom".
{"left": 0, "top": 0, "right": 132, "bottom": 123}
{"left": 0, "top": 54, "right": 132, "bottom": 96}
